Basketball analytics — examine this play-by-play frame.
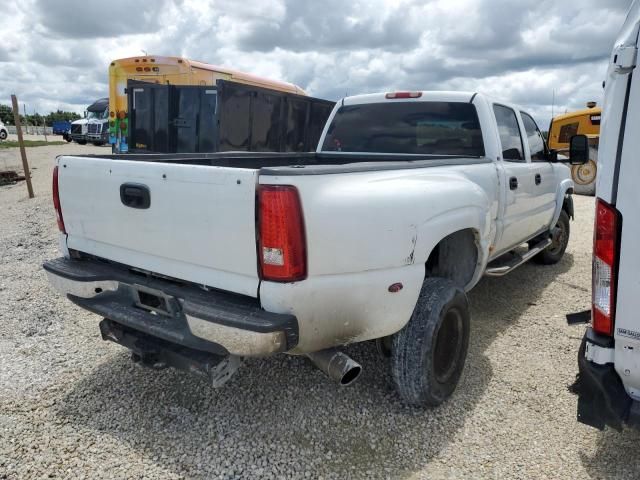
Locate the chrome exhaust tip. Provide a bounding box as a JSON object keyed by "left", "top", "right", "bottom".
{"left": 306, "top": 348, "right": 362, "bottom": 386}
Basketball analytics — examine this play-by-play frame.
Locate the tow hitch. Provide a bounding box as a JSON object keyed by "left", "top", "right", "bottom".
{"left": 99, "top": 319, "right": 242, "bottom": 387}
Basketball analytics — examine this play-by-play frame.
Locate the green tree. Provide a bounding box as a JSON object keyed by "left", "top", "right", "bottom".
{"left": 0, "top": 104, "right": 81, "bottom": 126}
{"left": 0, "top": 104, "right": 12, "bottom": 124}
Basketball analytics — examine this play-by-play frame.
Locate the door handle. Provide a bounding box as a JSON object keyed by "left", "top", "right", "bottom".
{"left": 535, "top": 173, "right": 542, "bottom": 185}
{"left": 120, "top": 183, "right": 151, "bottom": 209}
{"left": 509, "top": 177, "right": 518, "bottom": 190}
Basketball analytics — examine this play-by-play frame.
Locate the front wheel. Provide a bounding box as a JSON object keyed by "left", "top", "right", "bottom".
{"left": 0, "top": 130, "right": 7, "bottom": 140}
{"left": 533, "top": 210, "right": 570, "bottom": 265}
{"left": 391, "top": 277, "right": 470, "bottom": 406}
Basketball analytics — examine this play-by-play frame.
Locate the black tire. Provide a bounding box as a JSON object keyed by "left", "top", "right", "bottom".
{"left": 533, "top": 210, "right": 570, "bottom": 265}
{"left": 391, "top": 277, "right": 470, "bottom": 406}
{"left": 77, "top": 140, "right": 87, "bottom": 145}
{"left": 0, "top": 130, "right": 7, "bottom": 140}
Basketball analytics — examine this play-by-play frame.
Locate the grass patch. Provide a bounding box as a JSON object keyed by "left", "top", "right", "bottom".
{"left": 0, "top": 140, "right": 67, "bottom": 149}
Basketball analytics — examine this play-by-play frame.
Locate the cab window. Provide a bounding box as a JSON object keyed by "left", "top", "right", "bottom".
{"left": 558, "top": 122, "right": 579, "bottom": 143}
{"left": 493, "top": 104, "right": 524, "bottom": 162}
{"left": 521, "top": 112, "right": 547, "bottom": 161}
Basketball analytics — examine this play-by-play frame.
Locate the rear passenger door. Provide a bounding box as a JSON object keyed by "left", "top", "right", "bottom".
{"left": 520, "top": 112, "right": 556, "bottom": 230}
{"left": 493, "top": 104, "right": 538, "bottom": 254}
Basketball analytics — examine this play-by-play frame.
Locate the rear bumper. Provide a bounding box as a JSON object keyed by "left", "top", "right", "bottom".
{"left": 574, "top": 328, "right": 640, "bottom": 431}
{"left": 43, "top": 257, "right": 298, "bottom": 356}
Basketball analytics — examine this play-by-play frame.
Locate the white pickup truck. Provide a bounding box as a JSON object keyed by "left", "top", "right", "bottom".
{"left": 569, "top": 0, "right": 640, "bottom": 431}
{"left": 44, "top": 91, "right": 584, "bottom": 406}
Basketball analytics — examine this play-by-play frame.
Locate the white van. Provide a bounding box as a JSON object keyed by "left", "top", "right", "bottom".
{"left": 570, "top": 0, "right": 640, "bottom": 430}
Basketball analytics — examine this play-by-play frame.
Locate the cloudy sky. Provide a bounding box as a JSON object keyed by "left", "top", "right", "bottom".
{"left": 0, "top": 0, "right": 633, "bottom": 127}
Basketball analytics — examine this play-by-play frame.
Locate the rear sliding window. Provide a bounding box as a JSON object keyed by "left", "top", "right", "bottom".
{"left": 321, "top": 102, "right": 485, "bottom": 156}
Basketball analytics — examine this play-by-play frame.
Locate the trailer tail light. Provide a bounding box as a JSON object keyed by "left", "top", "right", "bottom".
{"left": 385, "top": 91, "right": 422, "bottom": 99}
{"left": 52, "top": 166, "right": 66, "bottom": 233}
{"left": 592, "top": 198, "right": 620, "bottom": 336}
{"left": 258, "top": 185, "right": 306, "bottom": 282}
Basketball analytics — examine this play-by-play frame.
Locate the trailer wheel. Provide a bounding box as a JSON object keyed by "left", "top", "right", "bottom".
{"left": 533, "top": 210, "right": 570, "bottom": 265}
{"left": 571, "top": 160, "right": 597, "bottom": 196}
{"left": 391, "top": 277, "right": 470, "bottom": 406}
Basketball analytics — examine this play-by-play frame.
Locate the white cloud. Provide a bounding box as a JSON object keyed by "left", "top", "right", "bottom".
{"left": 0, "top": 0, "right": 633, "bottom": 127}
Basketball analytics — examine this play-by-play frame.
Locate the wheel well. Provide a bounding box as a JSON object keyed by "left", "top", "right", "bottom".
{"left": 425, "top": 229, "right": 479, "bottom": 289}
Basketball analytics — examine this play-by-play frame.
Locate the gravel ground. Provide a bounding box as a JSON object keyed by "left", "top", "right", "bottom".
{"left": 1, "top": 142, "right": 640, "bottom": 479}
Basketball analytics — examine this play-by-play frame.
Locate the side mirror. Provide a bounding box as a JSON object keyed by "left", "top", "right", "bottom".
{"left": 569, "top": 134, "right": 589, "bottom": 165}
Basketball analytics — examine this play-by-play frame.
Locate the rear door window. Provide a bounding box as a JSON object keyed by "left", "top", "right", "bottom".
{"left": 493, "top": 104, "right": 525, "bottom": 162}
{"left": 321, "top": 101, "right": 485, "bottom": 156}
{"left": 520, "top": 112, "right": 547, "bottom": 161}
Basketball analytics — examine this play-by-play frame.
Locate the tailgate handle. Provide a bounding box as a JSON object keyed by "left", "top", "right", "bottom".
{"left": 120, "top": 183, "right": 151, "bottom": 209}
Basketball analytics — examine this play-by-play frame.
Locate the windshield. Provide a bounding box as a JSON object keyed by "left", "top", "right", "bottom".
{"left": 87, "top": 109, "right": 108, "bottom": 120}
{"left": 321, "top": 101, "right": 485, "bottom": 156}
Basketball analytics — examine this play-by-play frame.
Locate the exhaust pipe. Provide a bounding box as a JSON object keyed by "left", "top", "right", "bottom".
{"left": 306, "top": 348, "right": 362, "bottom": 386}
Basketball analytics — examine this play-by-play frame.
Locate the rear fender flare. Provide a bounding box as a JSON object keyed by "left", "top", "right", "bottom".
{"left": 414, "top": 203, "right": 492, "bottom": 292}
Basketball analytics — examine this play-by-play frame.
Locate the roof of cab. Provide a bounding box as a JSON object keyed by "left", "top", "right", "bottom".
{"left": 551, "top": 107, "right": 602, "bottom": 123}
{"left": 342, "top": 91, "right": 478, "bottom": 106}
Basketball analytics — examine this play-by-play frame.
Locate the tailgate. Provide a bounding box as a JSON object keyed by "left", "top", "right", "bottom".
{"left": 57, "top": 156, "right": 260, "bottom": 297}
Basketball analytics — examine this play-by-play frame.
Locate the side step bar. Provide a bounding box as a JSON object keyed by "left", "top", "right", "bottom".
{"left": 485, "top": 238, "right": 552, "bottom": 277}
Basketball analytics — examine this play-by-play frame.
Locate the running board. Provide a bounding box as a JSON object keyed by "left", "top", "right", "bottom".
{"left": 484, "top": 238, "right": 552, "bottom": 277}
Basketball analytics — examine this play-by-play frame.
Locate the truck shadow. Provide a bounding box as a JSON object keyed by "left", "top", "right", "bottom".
{"left": 580, "top": 424, "right": 640, "bottom": 477}
{"left": 54, "top": 254, "right": 573, "bottom": 478}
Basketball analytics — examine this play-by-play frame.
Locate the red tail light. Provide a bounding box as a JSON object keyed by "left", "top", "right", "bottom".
{"left": 257, "top": 185, "right": 306, "bottom": 282}
{"left": 52, "top": 166, "right": 66, "bottom": 233}
{"left": 592, "top": 198, "right": 620, "bottom": 336}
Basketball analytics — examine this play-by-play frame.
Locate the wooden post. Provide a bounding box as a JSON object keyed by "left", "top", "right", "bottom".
{"left": 11, "top": 95, "right": 34, "bottom": 198}
{"left": 40, "top": 113, "right": 48, "bottom": 142}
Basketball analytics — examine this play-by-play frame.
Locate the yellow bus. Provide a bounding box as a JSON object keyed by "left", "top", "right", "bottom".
{"left": 548, "top": 103, "right": 601, "bottom": 195}
{"left": 108, "top": 55, "right": 306, "bottom": 147}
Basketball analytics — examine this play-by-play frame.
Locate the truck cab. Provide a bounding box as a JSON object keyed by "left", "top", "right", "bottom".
{"left": 69, "top": 117, "right": 87, "bottom": 144}
{"left": 85, "top": 98, "right": 109, "bottom": 146}
{"left": 571, "top": 0, "right": 640, "bottom": 431}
